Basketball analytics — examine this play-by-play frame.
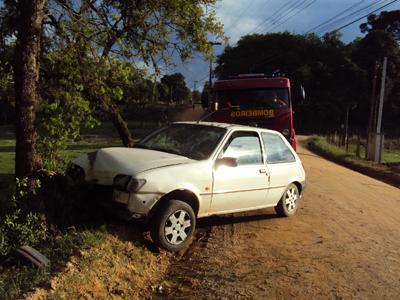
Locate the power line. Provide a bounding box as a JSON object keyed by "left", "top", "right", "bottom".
{"left": 315, "top": 0, "right": 387, "bottom": 35}
{"left": 329, "top": 0, "right": 400, "bottom": 34}
{"left": 248, "top": 0, "right": 295, "bottom": 34}
{"left": 260, "top": 0, "right": 311, "bottom": 32}
{"left": 225, "top": 0, "right": 257, "bottom": 35}
{"left": 264, "top": 0, "right": 319, "bottom": 33}
{"left": 264, "top": 0, "right": 298, "bottom": 28}
{"left": 305, "top": 0, "right": 365, "bottom": 33}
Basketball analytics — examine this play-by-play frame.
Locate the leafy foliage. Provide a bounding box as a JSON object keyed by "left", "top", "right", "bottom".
{"left": 0, "top": 178, "right": 48, "bottom": 256}
{"left": 160, "top": 73, "right": 191, "bottom": 103}
{"left": 215, "top": 30, "right": 400, "bottom": 133}
{"left": 39, "top": 50, "right": 99, "bottom": 170}
{"left": 360, "top": 10, "right": 400, "bottom": 41}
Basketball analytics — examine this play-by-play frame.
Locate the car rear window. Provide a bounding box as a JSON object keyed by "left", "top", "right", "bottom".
{"left": 261, "top": 132, "right": 295, "bottom": 163}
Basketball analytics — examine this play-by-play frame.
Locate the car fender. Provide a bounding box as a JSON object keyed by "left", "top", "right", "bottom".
{"left": 137, "top": 160, "right": 213, "bottom": 216}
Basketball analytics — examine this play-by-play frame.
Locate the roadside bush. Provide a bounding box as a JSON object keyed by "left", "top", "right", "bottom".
{"left": 0, "top": 172, "right": 110, "bottom": 299}
{"left": 0, "top": 178, "right": 48, "bottom": 256}
{"left": 0, "top": 172, "right": 105, "bottom": 256}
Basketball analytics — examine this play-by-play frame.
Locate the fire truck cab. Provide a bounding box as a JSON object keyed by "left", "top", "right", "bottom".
{"left": 209, "top": 74, "right": 299, "bottom": 150}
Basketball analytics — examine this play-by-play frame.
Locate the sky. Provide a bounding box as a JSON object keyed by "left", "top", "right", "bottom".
{"left": 170, "top": 0, "right": 400, "bottom": 90}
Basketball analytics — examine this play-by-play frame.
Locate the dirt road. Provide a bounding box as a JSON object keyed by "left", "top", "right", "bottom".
{"left": 154, "top": 142, "right": 400, "bottom": 299}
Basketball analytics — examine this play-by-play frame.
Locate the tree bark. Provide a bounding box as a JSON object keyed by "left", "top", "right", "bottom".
{"left": 98, "top": 101, "right": 134, "bottom": 147}
{"left": 14, "top": 0, "right": 46, "bottom": 178}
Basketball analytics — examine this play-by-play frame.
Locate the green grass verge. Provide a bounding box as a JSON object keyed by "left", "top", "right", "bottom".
{"left": 0, "top": 228, "right": 109, "bottom": 300}
{"left": 0, "top": 135, "right": 123, "bottom": 299}
{"left": 0, "top": 120, "right": 164, "bottom": 299}
{"left": 303, "top": 136, "right": 400, "bottom": 188}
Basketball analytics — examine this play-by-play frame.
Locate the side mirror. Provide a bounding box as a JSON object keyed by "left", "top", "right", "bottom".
{"left": 213, "top": 101, "right": 219, "bottom": 111}
{"left": 292, "top": 84, "right": 306, "bottom": 105}
{"left": 214, "top": 157, "right": 238, "bottom": 168}
{"left": 300, "top": 85, "right": 306, "bottom": 102}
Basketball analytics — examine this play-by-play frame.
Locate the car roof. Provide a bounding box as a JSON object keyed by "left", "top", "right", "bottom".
{"left": 173, "top": 121, "right": 281, "bottom": 135}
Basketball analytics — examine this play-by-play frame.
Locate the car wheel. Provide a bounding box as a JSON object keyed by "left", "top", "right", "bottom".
{"left": 275, "top": 183, "right": 299, "bottom": 217}
{"left": 150, "top": 200, "right": 196, "bottom": 252}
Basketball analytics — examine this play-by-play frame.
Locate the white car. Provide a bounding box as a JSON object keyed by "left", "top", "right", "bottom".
{"left": 70, "top": 122, "right": 306, "bottom": 251}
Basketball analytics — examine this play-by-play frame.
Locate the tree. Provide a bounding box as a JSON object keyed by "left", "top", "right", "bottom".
{"left": 44, "top": 0, "right": 224, "bottom": 146}
{"left": 360, "top": 10, "right": 400, "bottom": 41}
{"left": 192, "top": 90, "right": 201, "bottom": 104}
{"left": 354, "top": 20, "right": 400, "bottom": 131}
{"left": 0, "top": 44, "right": 14, "bottom": 124}
{"left": 214, "top": 32, "right": 368, "bottom": 132}
{"left": 4, "top": 0, "right": 224, "bottom": 176}
{"left": 13, "top": 0, "right": 46, "bottom": 178}
{"left": 160, "top": 73, "right": 190, "bottom": 103}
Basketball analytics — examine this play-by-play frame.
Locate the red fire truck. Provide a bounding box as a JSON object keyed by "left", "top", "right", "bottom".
{"left": 208, "top": 74, "right": 302, "bottom": 150}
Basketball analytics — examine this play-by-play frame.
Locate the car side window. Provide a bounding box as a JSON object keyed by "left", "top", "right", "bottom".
{"left": 220, "top": 131, "right": 263, "bottom": 165}
{"left": 262, "top": 132, "right": 295, "bottom": 163}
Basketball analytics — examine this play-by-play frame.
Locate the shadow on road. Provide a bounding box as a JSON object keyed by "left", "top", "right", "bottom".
{"left": 197, "top": 210, "right": 279, "bottom": 229}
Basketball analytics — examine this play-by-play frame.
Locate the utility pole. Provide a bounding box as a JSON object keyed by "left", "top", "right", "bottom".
{"left": 208, "top": 41, "right": 222, "bottom": 90}
{"left": 366, "top": 61, "right": 379, "bottom": 159}
{"left": 376, "top": 57, "right": 387, "bottom": 135}
{"left": 192, "top": 80, "right": 198, "bottom": 108}
{"left": 367, "top": 57, "right": 387, "bottom": 162}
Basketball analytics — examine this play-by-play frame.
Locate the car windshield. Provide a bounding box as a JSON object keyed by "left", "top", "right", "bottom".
{"left": 135, "top": 124, "right": 227, "bottom": 160}
{"left": 216, "top": 88, "right": 289, "bottom": 109}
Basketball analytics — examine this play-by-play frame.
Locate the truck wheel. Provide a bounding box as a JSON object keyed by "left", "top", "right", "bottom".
{"left": 275, "top": 183, "right": 299, "bottom": 217}
{"left": 150, "top": 200, "right": 196, "bottom": 252}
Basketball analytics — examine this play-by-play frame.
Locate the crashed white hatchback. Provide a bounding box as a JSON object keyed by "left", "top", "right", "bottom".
{"left": 70, "top": 122, "right": 306, "bottom": 251}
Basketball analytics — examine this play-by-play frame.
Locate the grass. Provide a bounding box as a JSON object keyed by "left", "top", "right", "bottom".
{"left": 304, "top": 136, "right": 400, "bottom": 188}
{"left": 0, "top": 134, "right": 116, "bottom": 299}
{"left": 0, "top": 122, "right": 162, "bottom": 299}
{"left": 0, "top": 229, "right": 109, "bottom": 300}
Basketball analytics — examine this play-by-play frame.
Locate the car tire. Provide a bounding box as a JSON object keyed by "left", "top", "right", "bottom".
{"left": 150, "top": 200, "right": 196, "bottom": 252}
{"left": 275, "top": 183, "right": 299, "bottom": 217}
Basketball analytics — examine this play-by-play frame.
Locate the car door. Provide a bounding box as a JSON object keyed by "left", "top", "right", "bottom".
{"left": 210, "top": 130, "right": 270, "bottom": 214}
{"left": 261, "top": 132, "right": 297, "bottom": 205}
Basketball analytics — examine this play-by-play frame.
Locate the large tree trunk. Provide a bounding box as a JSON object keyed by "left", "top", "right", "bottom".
{"left": 14, "top": 0, "right": 46, "bottom": 178}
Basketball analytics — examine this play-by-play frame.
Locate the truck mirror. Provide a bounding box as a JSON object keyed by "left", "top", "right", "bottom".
{"left": 300, "top": 85, "right": 306, "bottom": 102}
{"left": 213, "top": 101, "right": 219, "bottom": 111}
{"left": 293, "top": 85, "right": 305, "bottom": 105}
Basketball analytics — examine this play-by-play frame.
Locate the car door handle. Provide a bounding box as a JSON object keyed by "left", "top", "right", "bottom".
{"left": 259, "top": 169, "right": 267, "bottom": 174}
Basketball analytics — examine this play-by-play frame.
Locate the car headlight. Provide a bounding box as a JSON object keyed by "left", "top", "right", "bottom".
{"left": 67, "top": 164, "right": 85, "bottom": 181}
{"left": 127, "top": 178, "right": 146, "bottom": 192}
{"left": 114, "top": 175, "right": 146, "bottom": 192}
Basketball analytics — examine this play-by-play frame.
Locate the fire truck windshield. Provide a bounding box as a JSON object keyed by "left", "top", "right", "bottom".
{"left": 216, "top": 88, "right": 289, "bottom": 109}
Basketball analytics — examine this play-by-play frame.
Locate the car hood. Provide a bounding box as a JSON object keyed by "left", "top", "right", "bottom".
{"left": 72, "top": 147, "right": 194, "bottom": 185}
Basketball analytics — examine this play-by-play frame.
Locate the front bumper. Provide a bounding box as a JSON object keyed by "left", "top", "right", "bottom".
{"left": 100, "top": 200, "right": 136, "bottom": 221}
{"left": 111, "top": 189, "right": 163, "bottom": 220}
